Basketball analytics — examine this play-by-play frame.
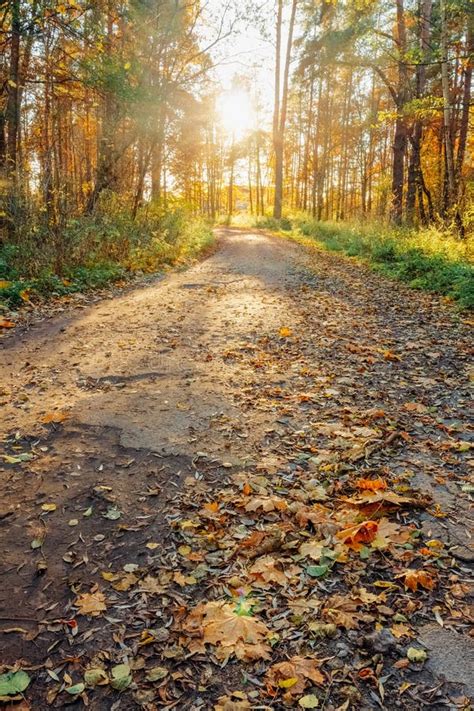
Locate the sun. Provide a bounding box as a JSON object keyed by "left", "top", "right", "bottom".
{"left": 218, "top": 89, "right": 254, "bottom": 138}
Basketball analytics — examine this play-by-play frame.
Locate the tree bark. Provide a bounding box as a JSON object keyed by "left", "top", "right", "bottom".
{"left": 406, "top": 0, "right": 431, "bottom": 223}
{"left": 273, "top": 0, "right": 297, "bottom": 219}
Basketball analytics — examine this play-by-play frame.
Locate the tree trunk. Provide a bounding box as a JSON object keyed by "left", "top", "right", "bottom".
{"left": 273, "top": 0, "right": 297, "bottom": 219}
{"left": 390, "top": 0, "right": 408, "bottom": 224}
{"left": 454, "top": 18, "right": 473, "bottom": 200}
{"left": 406, "top": 0, "right": 432, "bottom": 223}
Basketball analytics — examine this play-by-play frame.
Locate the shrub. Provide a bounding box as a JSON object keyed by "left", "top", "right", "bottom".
{"left": 0, "top": 200, "right": 213, "bottom": 310}
{"left": 287, "top": 216, "right": 474, "bottom": 309}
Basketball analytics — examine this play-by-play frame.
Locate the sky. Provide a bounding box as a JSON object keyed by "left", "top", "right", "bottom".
{"left": 200, "top": 0, "right": 282, "bottom": 131}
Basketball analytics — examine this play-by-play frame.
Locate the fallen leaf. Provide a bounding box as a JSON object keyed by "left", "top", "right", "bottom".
{"left": 399, "top": 569, "right": 436, "bottom": 592}
{"left": 75, "top": 590, "right": 107, "bottom": 616}
{"left": 249, "top": 555, "right": 288, "bottom": 586}
{"left": 299, "top": 540, "right": 325, "bottom": 560}
{"left": 266, "top": 657, "right": 324, "bottom": 696}
{"left": 110, "top": 663, "right": 132, "bottom": 691}
{"left": 0, "top": 671, "right": 30, "bottom": 697}
{"left": 184, "top": 600, "right": 271, "bottom": 661}
{"left": 41, "top": 412, "right": 68, "bottom": 424}
{"left": 0, "top": 319, "right": 15, "bottom": 329}
{"left": 299, "top": 694, "right": 319, "bottom": 708}
{"left": 336, "top": 520, "right": 378, "bottom": 549}
{"left": 145, "top": 666, "right": 168, "bottom": 682}
{"left": 407, "top": 647, "right": 427, "bottom": 663}
{"left": 84, "top": 668, "right": 108, "bottom": 687}
{"left": 41, "top": 503, "right": 57, "bottom": 512}
{"left": 65, "top": 682, "right": 85, "bottom": 695}
{"left": 356, "top": 478, "right": 387, "bottom": 491}
{"left": 244, "top": 495, "right": 287, "bottom": 513}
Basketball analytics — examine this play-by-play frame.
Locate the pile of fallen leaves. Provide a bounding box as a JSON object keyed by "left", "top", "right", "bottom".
{"left": 1, "top": 294, "right": 473, "bottom": 709}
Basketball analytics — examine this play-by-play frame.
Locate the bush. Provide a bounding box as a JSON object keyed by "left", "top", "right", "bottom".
{"left": 288, "top": 217, "right": 474, "bottom": 309}
{"left": 255, "top": 216, "right": 293, "bottom": 231}
{"left": 0, "top": 200, "right": 214, "bottom": 310}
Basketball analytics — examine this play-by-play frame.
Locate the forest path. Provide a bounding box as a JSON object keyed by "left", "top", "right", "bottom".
{"left": 0, "top": 228, "right": 473, "bottom": 709}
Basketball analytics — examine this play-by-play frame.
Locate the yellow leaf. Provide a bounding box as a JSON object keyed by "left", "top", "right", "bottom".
{"left": 279, "top": 326, "right": 292, "bottom": 338}
{"left": 75, "top": 590, "right": 107, "bottom": 616}
{"left": 0, "top": 280, "right": 12, "bottom": 289}
{"left": 278, "top": 677, "right": 298, "bottom": 689}
{"left": 41, "top": 503, "right": 57, "bottom": 512}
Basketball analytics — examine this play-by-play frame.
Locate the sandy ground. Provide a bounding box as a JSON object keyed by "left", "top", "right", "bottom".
{"left": 0, "top": 228, "right": 472, "bottom": 709}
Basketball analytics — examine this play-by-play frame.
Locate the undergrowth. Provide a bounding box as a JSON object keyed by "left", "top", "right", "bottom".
{"left": 252, "top": 214, "right": 474, "bottom": 310}
{"left": 0, "top": 196, "right": 213, "bottom": 310}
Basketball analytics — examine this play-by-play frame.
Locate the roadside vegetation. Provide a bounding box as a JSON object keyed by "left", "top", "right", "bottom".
{"left": 0, "top": 198, "right": 213, "bottom": 311}
{"left": 253, "top": 215, "right": 474, "bottom": 310}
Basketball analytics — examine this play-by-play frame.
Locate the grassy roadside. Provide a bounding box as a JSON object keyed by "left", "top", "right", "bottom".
{"left": 0, "top": 204, "right": 214, "bottom": 314}
{"left": 252, "top": 215, "right": 474, "bottom": 310}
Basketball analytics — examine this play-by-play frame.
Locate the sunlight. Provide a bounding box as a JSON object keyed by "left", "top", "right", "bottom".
{"left": 218, "top": 89, "right": 254, "bottom": 139}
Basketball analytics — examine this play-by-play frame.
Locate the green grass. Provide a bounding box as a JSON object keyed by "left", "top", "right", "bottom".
{"left": 0, "top": 199, "right": 214, "bottom": 311}
{"left": 297, "top": 219, "right": 473, "bottom": 309}
{"left": 253, "top": 214, "right": 473, "bottom": 310}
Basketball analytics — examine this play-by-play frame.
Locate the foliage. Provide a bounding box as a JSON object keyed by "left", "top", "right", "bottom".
{"left": 0, "top": 202, "right": 213, "bottom": 310}
{"left": 292, "top": 218, "right": 474, "bottom": 309}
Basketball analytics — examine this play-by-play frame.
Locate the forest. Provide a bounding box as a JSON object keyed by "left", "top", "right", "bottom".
{"left": 0, "top": 0, "right": 472, "bottom": 311}
{"left": 0, "top": 2, "right": 473, "bottom": 710}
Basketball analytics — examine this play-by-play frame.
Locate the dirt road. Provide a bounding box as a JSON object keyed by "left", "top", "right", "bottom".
{"left": 1, "top": 228, "right": 473, "bottom": 709}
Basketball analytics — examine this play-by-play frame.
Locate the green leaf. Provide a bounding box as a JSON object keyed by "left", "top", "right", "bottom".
{"left": 307, "top": 564, "right": 329, "bottom": 578}
{"left": 299, "top": 694, "right": 319, "bottom": 708}
{"left": 0, "top": 670, "right": 31, "bottom": 696}
{"left": 66, "top": 682, "right": 85, "bottom": 695}
{"left": 110, "top": 663, "right": 132, "bottom": 691}
{"left": 407, "top": 647, "right": 427, "bottom": 663}
{"left": 103, "top": 507, "right": 121, "bottom": 520}
{"left": 84, "top": 667, "right": 108, "bottom": 687}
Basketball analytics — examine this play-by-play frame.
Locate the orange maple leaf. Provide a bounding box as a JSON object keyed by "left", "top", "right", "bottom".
{"left": 336, "top": 520, "right": 378, "bottom": 549}
{"left": 399, "top": 569, "right": 436, "bottom": 592}
{"left": 75, "top": 590, "right": 107, "bottom": 616}
{"left": 356, "top": 478, "right": 387, "bottom": 491}
{"left": 0, "top": 319, "right": 15, "bottom": 329}
{"left": 249, "top": 555, "right": 289, "bottom": 587}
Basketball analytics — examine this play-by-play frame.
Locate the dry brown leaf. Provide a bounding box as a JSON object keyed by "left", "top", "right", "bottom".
{"left": 184, "top": 601, "right": 271, "bottom": 661}
{"left": 139, "top": 575, "right": 167, "bottom": 595}
{"left": 214, "top": 693, "right": 251, "bottom": 711}
{"left": 299, "top": 539, "right": 325, "bottom": 560}
{"left": 75, "top": 590, "right": 107, "bottom": 616}
{"left": 101, "top": 571, "right": 138, "bottom": 591}
{"left": 391, "top": 623, "right": 414, "bottom": 639}
{"left": 248, "top": 555, "right": 289, "bottom": 586}
{"left": 244, "top": 495, "right": 287, "bottom": 513}
{"left": 398, "top": 569, "right": 436, "bottom": 592}
{"left": 41, "top": 411, "right": 69, "bottom": 424}
{"left": 322, "top": 594, "right": 367, "bottom": 630}
{"left": 266, "top": 656, "right": 324, "bottom": 696}
{"left": 371, "top": 518, "right": 410, "bottom": 550}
